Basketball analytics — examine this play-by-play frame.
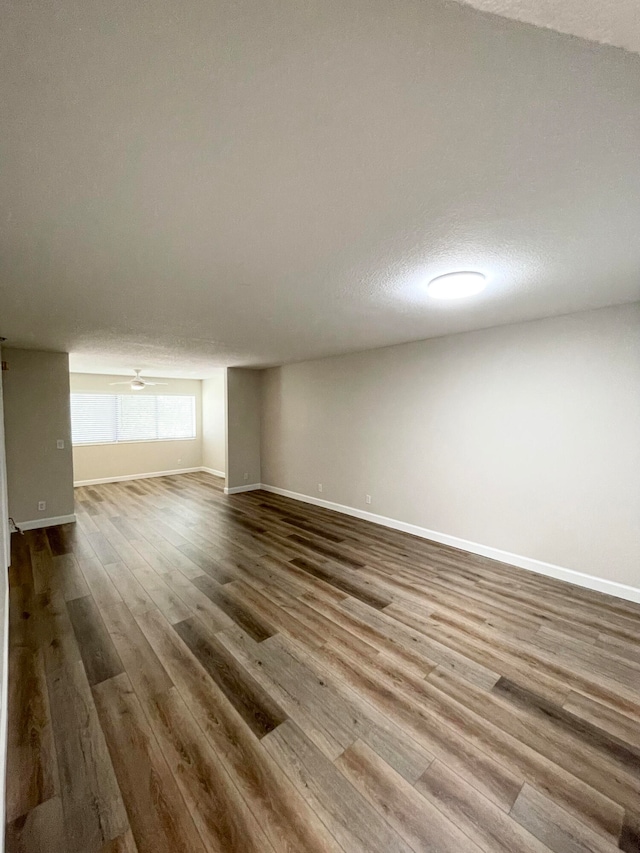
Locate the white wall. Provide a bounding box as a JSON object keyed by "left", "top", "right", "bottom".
{"left": 202, "top": 371, "right": 226, "bottom": 475}
{"left": 0, "top": 353, "right": 9, "bottom": 852}
{"left": 226, "top": 368, "right": 262, "bottom": 491}
{"left": 70, "top": 373, "right": 203, "bottom": 483}
{"left": 3, "top": 349, "right": 75, "bottom": 525}
{"left": 261, "top": 303, "right": 640, "bottom": 590}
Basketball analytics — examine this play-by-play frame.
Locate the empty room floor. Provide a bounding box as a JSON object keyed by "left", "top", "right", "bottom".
{"left": 6, "top": 472, "right": 640, "bottom": 853}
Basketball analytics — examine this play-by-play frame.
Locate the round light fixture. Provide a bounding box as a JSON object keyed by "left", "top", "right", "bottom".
{"left": 427, "top": 271, "right": 486, "bottom": 300}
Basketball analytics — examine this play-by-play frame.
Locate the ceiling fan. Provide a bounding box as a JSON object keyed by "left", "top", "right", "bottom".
{"left": 109, "top": 369, "right": 168, "bottom": 391}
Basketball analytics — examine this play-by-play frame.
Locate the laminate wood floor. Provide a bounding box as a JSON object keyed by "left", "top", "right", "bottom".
{"left": 6, "top": 472, "right": 640, "bottom": 852}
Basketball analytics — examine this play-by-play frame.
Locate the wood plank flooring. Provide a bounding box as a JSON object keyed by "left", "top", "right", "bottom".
{"left": 6, "top": 472, "right": 640, "bottom": 853}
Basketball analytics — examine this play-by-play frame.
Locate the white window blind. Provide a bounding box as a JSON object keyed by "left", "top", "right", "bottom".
{"left": 70, "top": 394, "right": 196, "bottom": 445}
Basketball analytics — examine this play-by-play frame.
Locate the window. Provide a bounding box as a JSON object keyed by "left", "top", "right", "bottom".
{"left": 71, "top": 394, "right": 196, "bottom": 445}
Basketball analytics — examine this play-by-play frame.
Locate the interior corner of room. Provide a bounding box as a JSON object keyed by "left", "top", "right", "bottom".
{"left": 69, "top": 370, "right": 226, "bottom": 487}
{"left": 2, "top": 2, "right": 640, "bottom": 849}
{"left": 3, "top": 302, "right": 639, "bottom": 600}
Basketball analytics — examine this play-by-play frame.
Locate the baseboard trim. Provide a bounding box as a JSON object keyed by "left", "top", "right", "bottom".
{"left": 74, "top": 467, "right": 204, "bottom": 486}
{"left": 224, "top": 483, "right": 261, "bottom": 495}
{"left": 200, "top": 467, "right": 225, "bottom": 478}
{"left": 260, "top": 484, "right": 640, "bottom": 605}
{"left": 16, "top": 514, "right": 77, "bottom": 531}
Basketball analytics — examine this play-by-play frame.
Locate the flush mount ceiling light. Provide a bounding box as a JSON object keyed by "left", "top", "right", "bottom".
{"left": 427, "top": 271, "right": 486, "bottom": 299}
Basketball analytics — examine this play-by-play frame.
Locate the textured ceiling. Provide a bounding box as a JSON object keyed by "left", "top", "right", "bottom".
{"left": 2, "top": 0, "right": 640, "bottom": 376}
{"left": 453, "top": 0, "right": 640, "bottom": 56}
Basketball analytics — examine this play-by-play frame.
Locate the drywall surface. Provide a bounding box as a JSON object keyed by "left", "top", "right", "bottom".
{"left": 226, "top": 368, "right": 262, "bottom": 490}
{"left": 261, "top": 303, "right": 640, "bottom": 587}
{"left": 0, "top": 352, "right": 9, "bottom": 568}
{"left": 0, "top": 354, "right": 9, "bottom": 851}
{"left": 202, "top": 371, "right": 226, "bottom": 474}
{"left": 70, "top": 373, "right": 202, "bottom": 483}
{"left": 5, "top": 0, "right": 640, "bottom": 372}
{"left": 2, "top": 348, "right": 75, "bottom": 524}
{"left": 454, "top": 0, "right": 640, "bottom": 56}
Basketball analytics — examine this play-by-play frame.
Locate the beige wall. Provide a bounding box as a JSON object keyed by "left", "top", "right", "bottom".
{"left": 70, "top": 373, "right": 202, "bottom": 483}
{"left": 202, "top": 371, "right": 226, "bottom": 474}
{"left": 3, "top": 348, "right": 75, "bottom": 524}
{"left": 261, "top": 303, "right": 640, "bottom": 588}
{"left": 0, "top": 351, "right": 9, "bottom": 567}
{"left": 226, "top": 368, "right": 261, "bottom": 490}
{"left": 0, "top": 352, "right": 9, "bottom": 836}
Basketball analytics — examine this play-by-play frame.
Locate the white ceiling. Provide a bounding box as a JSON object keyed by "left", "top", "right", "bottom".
{"left": 2, "top": 0, "right": 640, "bottom": 377}
{"left": 455, "top": 0, "right": 640, "bottom": 56}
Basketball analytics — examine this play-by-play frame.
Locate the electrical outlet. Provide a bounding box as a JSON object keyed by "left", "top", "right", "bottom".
{"left": 366, "top": 495, "right": 371, "bottom": 505}
{"left": 244, "top": 472, "right": 249, "bottom": 481}
{"left": 38, "top": 501, "right": 46, "bottom": 511}
{"left": 56, "top": 439, "right": 65, "bottom": 449}
{"left": 318, "top": 483, "right": 323, "bottom": 493}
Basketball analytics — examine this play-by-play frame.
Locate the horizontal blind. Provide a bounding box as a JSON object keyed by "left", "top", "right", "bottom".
{"left": 118, "top": 395, "right": 158, "bottom": 442}
{"left": 71, "top": 394, "right": 118, "bottom": 444}
{"left": 157, "top": 395, "right": 197, "bottom": 439}
{"left": 70, "top": 394, "right": 196, "bottom": 445}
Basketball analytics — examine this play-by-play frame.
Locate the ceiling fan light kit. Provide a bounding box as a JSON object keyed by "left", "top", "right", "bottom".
{"left": 109, "top": 369, "right": 169, "bottom": 391}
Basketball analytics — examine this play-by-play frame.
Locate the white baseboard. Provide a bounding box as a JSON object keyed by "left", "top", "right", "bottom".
{"left": 74, "top": 467, "right": 204, "bottom": 486}
{"left": 260, "top": 484, "right": 640, "bottom": 605}
{"left": 224, "top": 483, "right": 261, "bottom": 495}
{"left": 16, "top": 513, "right": 77, "bottom": 531}
{"left": 200, "top": 467, "right": 225, "bottom": 478}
